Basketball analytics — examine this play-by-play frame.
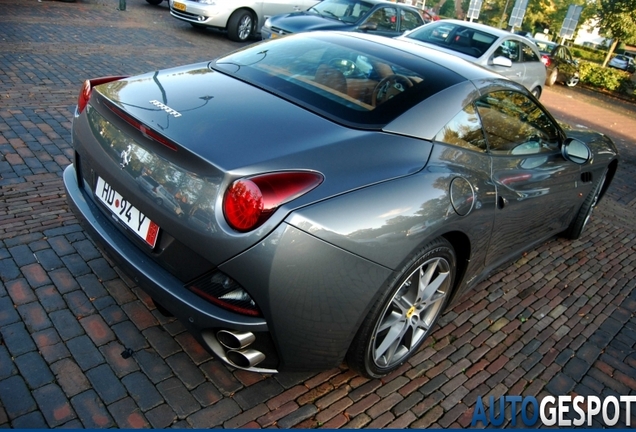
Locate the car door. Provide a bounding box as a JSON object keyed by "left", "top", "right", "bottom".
{"left": 558, "top": 47, "right": 577, "bottom": 82}
{"left": 398, "top": 8, "right": 423, "bottom": 34}
{"left": 490, "top": 39, "right": 526, "bottom": 87}
{"left": 361, "top": 6, "right": 400, "bottom": 37}
{"left": 519, "top": 41, "right": 545, "bottom": 90}
{"left": 475, "top": 89, "right": 582, "bottom": 267}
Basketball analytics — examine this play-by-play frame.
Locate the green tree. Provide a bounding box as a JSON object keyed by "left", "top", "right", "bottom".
{"left": 596, "top": 0, "right": 636, "bottom": 66}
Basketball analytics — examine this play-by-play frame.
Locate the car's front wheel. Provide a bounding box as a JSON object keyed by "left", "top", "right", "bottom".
{"left": 227, "top": 10, "right": 254, "bottom": 42}
{"left": 346, "top": 238, "right": 455, "bottom": 378}
{"left": 145, "top": 0, "right": 163, "bottom": 4}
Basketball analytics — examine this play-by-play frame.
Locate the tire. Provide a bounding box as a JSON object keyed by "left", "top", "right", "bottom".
{"left": 546, "top": 68, "right": 558, "bottom": 86}
{"left": 346, "top": 237, "right": 456, "bottom": 378}
{"left": 145, "top": 0, "right": 163, "bottom": 4}
{"left": 563, "top": 168, "right": 607, "bottom": 240}
{"left": 565, "top": 73, "right": 580, "bottom": 87}
{"left": 227, "top": 10, "right": 254, "bottom": 42}
{"left": 531, "top": 86, "right": 541, "bottom": 99}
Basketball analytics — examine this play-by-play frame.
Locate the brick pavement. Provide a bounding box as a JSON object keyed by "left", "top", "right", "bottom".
{"left": 0, "top": 0, "right": 635, "bottom": 428}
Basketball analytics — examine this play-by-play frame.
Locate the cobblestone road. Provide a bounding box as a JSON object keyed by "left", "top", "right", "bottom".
{"left": 1, "top": 0, "right": 635, "bottom": 428}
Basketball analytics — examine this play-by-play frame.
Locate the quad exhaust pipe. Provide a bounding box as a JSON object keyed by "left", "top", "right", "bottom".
{"left": 217, "top": 329, "right": 256, "bottom": 350}
{"left": 226, "top": 348, "right": 266, "bottom": 368}
{"left": 213, "top": 330, "right": 267, "bottom": 369}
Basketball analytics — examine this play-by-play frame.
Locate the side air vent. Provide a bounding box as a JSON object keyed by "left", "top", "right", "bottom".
{"left": 581, "top": 172, "right": 593, "bottom": 183}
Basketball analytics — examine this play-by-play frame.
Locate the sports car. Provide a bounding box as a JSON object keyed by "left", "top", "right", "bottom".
{"left": 64, "top": 31, "right": 618, "bottom": 378}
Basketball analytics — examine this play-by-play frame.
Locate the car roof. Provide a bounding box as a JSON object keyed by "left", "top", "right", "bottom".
{"left": 213, "top": 31, "right": 509, "bottom": 129}
{"left": 429, "top": 19, "right": 515, "bottom": 38}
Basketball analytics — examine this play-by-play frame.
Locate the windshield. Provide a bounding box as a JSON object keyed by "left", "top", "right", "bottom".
{"left": 212, "top": 33, "right": 463, "bottom": 128}
{"left": 405, "top": 21, "right": 498, "bottom": 58}
{"left": 309, "top": 0, "right": 374, "bottom": 24}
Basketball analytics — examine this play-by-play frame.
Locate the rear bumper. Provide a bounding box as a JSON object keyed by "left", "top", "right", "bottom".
{"left": 63, "top": 164, "right": 276, "bottom": 372}
{"left": 64, "top": 163, "right": 394, "bottom": 371}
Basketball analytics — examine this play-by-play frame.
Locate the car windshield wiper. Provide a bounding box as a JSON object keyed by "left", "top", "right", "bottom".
{"left": 322, "top": 10, "right": 341, "bottom": 20}
{"left": 308, "top": 6, "right": 323, "bottom": 16}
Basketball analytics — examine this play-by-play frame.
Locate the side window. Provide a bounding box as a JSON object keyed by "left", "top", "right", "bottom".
{"left": 366, "top": 7, "right": 397, "bottom": 31}
{"left": 475, "top": 90, "right": 561, "bottom": 154}
{"left": 400, "top": 9, "right": 422, "bottom": 32}
{"left": 494, "top": 40, "right": 520, "bottom": 62}
{"left": 520, "top": 42, "right": 540, "bottom": 62}
{"left": 434, "top": 104, "right": 487, "bottom": 152}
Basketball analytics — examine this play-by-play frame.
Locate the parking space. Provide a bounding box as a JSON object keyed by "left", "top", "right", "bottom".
{"left": 0, "top": 0, "right": 635, "bottom": 428}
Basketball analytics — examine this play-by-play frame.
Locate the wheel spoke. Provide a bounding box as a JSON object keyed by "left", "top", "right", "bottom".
{"left": 377, "top": 310, "right": 403, "bottom": 333}
{"left": 374, "top": 319, "right": 408, "bottom": 363}
{"left": 418, "top": 263, "right": 448, "bottom": 304}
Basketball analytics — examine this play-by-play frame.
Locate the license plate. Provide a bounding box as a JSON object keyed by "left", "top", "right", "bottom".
{"left": 96, "top": 177, "right": 160, "bottom": 248}
{"left": 173, "top": 1, "right": 186, "bottom": 11}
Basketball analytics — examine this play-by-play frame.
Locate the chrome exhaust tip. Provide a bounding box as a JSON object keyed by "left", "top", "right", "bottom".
{"left": 217, "top": 330, "right": 256, "bottom": 350}
{"left": 226, "top": 348, "right": 266, "bottom": 368}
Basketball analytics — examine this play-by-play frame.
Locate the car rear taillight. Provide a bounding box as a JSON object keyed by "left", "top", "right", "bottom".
{"left": 77, "top": 76, "right": 128, "bottom": 114}
{"left": 541, "top": 55, "right": 550, "bottom": 67}
{"left": 223, "top": 171, "right": 323, "bottom": 232}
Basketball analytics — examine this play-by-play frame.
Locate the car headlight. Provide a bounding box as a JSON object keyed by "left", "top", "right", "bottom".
{"left": 263, "top": 17, "right": 271, "bottom": 29}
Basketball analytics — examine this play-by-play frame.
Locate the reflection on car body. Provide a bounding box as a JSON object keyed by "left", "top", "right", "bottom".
{"left": 65, "top": 32, "right": 618, "bottom": 378}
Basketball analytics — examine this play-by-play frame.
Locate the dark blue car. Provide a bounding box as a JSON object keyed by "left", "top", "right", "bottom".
{"left": 261, "top": 0, "right": 428, "bottom": 39}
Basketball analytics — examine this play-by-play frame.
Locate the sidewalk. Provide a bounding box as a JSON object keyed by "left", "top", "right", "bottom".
{"left": 0, "top": 0, "right": 635, "bottom": 428}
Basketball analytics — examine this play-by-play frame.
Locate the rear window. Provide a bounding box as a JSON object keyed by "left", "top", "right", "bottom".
{"left": 404, "top": 21, "right": 498, "bottom": 58}
{"left": 212, "top": 33, "right": 464, "bottom": 128}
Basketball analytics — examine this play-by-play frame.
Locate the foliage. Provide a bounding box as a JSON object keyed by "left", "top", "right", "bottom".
{"left": 438, "top": 0, "right": 456, "bottom": 18}
{"left": 579, "top": 61, "right": 633, "bottom": 93}
{"left": 570, "top": 46, "right": 607, "bottom": 63}
{"left": 595, "top": 0, "right": 636, "bottom": 61}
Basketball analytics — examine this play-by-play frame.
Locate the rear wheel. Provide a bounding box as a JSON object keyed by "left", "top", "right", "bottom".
{"left": 563, "top": 168, "right": 607, "bottom": 240}
{"left": 531, "top": 86, "right": 542, "bottom": 99}
{"left": 565, "top": 73, "right": 580, "bottom": 87}
{"left": 227, "top": 10, "right": 254, "bottom": 42}
{"left": 546, "top": 68, "right": 558, "bottom": 86}
{"left": 346, "top": 238, "right": 455, "bottom": 378}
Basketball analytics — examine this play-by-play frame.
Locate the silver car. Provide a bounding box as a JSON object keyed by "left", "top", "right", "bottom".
{"left": 399, "top": 19, "right": 547, "bottom": 98}
{"left": 169, "top": 0, "right": 319, "bottom": 41}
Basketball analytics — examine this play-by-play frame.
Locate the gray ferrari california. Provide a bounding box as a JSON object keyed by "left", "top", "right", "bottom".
{"left": 64, "top": 31, "right": 618, "bottom": 378}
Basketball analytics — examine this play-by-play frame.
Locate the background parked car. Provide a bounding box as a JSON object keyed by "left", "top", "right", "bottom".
{"left": 169, "top": 0, "right": 319, "bottom": 41}
{"left": 608, "top": 54, "right": 636, "bottom": 73}
{"left": 398, "top": 19, "right": 546, "bottom": 98}
{"left": 261, "top": 0, "right": 426, "bottom": 40}
{"left": 532, "top": 39, "right": 580, "bottom": 87}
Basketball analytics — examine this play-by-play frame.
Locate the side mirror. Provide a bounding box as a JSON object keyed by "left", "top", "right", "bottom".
{"left": 492, "top": 56, "right": 512, "bottom": 67}
{"left": 358, "top": 22, "right": 378, "bottom": 31}
{"left": 561, "top": 138, "right": 591, "bottom": 164}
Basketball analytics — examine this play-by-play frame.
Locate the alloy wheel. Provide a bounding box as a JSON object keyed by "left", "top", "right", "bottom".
{"left": 371, "top": 256, "right": 450, "bottom": 368}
